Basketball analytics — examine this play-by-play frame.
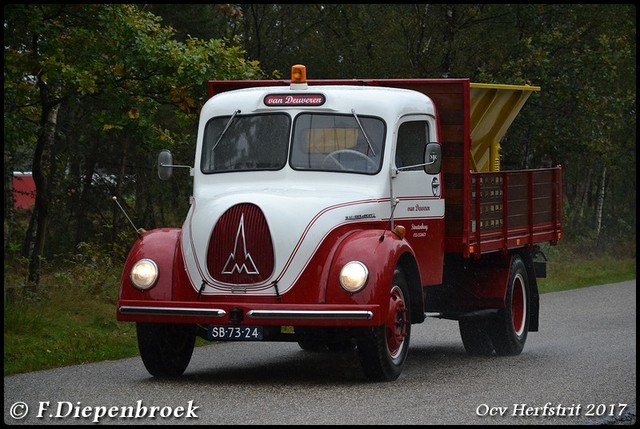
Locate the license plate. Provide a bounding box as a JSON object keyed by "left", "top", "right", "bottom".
{"left": 207, "top": 325, "right": 263, "bottom": 341}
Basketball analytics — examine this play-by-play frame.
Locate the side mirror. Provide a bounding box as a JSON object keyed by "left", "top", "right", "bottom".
{"left": 157, "top": 149, "right": 173, "bottom": 180}
{"left": 424, "top": 142, "right": 442, "bottom": 175}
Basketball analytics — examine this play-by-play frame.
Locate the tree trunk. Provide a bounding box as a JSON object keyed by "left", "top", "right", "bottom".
{"left": 595, "top": 165, "right": 606, "bottom": 237}
{"left": 4, "top": 152, "right": 15, "bottom": 252}
{"left": 578, "top": 163, "right": 592, "bottom": 219}
{"left": 27, "top": 103, "right": 59, "bottom": 289}
{"left": 112, "top": 137, "right": 130, "bottom": 242}
{"left": 75, "top": 156, "right": 97, "bottom": 245}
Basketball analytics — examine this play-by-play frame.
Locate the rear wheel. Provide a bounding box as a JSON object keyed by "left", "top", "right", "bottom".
{"left": 357, "top": 267, "right": 411, "bottom": 381}
{"left": 136, "top": 322, "right": 196, "bottom": 377}
{"left": 459, "top": 318, "right": 494, "bottom": 356}
{"left": 490, "top": 255, "right": 530, "bottom": 355}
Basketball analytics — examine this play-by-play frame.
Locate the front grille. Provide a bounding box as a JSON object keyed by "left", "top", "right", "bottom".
{"left": 207, "top": 203, "right": 275, "bottom": 285}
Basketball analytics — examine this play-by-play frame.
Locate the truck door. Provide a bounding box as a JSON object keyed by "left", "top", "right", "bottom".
{"left": 391, "top": 115, "right": 444, "bottom": 285}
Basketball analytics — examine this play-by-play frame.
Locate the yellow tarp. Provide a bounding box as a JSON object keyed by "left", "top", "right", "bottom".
{"left": 469, "top": 83, "right": 540, "bottom": 172}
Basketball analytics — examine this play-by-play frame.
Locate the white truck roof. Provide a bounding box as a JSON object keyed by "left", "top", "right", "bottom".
{"left": 200, "top": 85, "right": 437, "bottom": 123}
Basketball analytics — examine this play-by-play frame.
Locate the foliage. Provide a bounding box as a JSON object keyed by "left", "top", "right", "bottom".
{"left": 489, "top": 5, "right": 636, "bottom": 243}
{"left": 3, "top": 4, "right": 635, "bottom": 281}
{"left": 4, "top": 5, "right": 262, "bottom": 281}
{"left": 4, "top": 257, "right": 138, "bottom": 375}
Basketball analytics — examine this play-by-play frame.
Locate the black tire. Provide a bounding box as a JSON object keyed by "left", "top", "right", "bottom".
{"left": 357, "top": 267, "right": 411, "bottom": 381}
{"left": 136, "top": 322, "right": 196, "bottom": 377}
{"left": 489, "top": 255, "right": 530, "bottom": 355}
{"left": 459, "top": 318, "right": 495, "bottom": 356}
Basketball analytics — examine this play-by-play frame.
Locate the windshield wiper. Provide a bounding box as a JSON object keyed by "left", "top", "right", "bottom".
{"left": 210, "top": 109, "right": 241, "bottom": 153}
{"left": 351, "top": 109, "right": 376, "bottom": 157}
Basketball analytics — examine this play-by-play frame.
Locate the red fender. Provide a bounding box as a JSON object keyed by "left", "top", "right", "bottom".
{"left": 325, "top": 229, "right": 416, "bottom": 310}
{"left": 118, "top": 228, "right": 181, "bottom": 303}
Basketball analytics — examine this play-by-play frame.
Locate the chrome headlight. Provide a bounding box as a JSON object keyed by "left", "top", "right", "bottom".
{"left": 339, "top": 261, "right": 368, "bottom": 293}
{"left": 130, "top": 259, "right": 158, "bottom": 290}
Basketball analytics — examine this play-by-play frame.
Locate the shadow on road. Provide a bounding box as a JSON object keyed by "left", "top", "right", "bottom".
{"left": 137, "top": 342, "right": 484, "bottom": 386}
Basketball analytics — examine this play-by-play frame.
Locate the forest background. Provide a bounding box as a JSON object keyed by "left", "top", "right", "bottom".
{"left": 4, "top": 4, "right": 636, "bottom": 288}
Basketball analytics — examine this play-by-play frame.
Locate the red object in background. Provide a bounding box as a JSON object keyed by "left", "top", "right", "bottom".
{"left": 13, "top": 172, "right": 36, "bottom": 210}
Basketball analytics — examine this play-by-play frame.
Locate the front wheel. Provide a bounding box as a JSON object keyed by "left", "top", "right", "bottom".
{"left": 136, "top": 322, "right": 196, "bottom": 377}
{"left": 357, "top": 267, "right": 411, "bottom": 381}
{"left": 489, "top": 255, "right": 530, "bottom": 355}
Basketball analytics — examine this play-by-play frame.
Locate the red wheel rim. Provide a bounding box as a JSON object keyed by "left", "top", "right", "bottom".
{"left": 386, "top": 285, "right": 408, "bottom": 358}
{"left": 511, "top": 274, "right": 526, "bottom": 336}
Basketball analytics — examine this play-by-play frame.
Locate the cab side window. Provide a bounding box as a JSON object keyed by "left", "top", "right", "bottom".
{"left": 396, "top": 121, "right": 429, "bottom": 170}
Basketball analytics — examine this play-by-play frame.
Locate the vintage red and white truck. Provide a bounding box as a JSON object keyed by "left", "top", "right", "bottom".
{"left": 117, "top": 65, "right": 562, "bottom": 381}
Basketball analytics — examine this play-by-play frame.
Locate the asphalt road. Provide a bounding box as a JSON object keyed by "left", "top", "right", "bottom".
{"left": 4, "top": 280, "right": 636, "bottom": 425}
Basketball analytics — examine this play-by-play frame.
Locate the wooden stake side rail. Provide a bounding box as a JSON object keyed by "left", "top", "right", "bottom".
{"left": 461, "top": 166, "right": 562, "bottom": 258}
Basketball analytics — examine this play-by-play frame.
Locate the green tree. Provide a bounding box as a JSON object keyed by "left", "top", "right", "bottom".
{"left": 5, "top": 4, "right": 634, "bottom": 285}
{"left": 485, "top": 5, "right": 636, "bottom": 244}
{"left": 4, "top": 4, "right": 262, "bottom": 287}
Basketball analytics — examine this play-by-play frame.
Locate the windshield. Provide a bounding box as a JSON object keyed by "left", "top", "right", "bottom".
{"left": 291, "top": 113, "right": 385, "bottom": 174}
{"left": 201, "top": 113, "right": 290, "bottom": 173}
{"left": 201, "top": 112, "right": 385, "bottom": 174}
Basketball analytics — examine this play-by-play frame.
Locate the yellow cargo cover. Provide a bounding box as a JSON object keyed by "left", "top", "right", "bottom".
{"left": 469, "top": 83, "right": 540, "bottom": 172}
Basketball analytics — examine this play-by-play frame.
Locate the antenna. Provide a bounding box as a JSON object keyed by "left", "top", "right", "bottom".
{"left": 379, "top": 198, "right": 400, "bottom": 241}
{"left": 112, "top": 196, "right": 145, "bottom": 237}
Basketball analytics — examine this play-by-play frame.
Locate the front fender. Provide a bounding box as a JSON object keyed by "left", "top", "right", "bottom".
{"left": 326, "top": 229, "right": 415, "bottom": 308}
{"left": 118, "top": 228, "right": 181, "bottom": 302}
